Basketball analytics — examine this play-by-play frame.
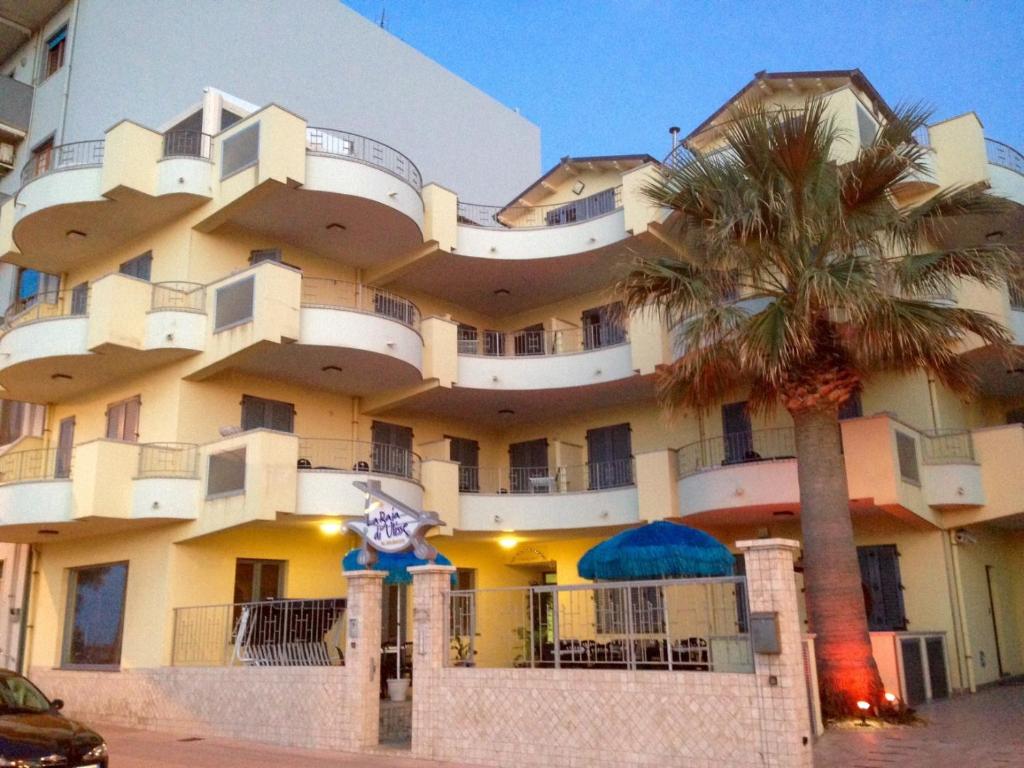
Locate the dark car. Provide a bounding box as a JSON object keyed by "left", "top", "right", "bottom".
{"left": 0, "top": 669, "right": 107, "bottom": 767}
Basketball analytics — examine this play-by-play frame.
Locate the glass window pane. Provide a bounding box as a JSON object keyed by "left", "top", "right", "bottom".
{"left": 64, "top": 563, "right": 128, "bottom": 667}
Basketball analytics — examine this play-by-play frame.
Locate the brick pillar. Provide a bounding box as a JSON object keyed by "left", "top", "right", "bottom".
{"left": 343, "top": 570, "right": 385, "bottom": 751}
{"left": 737, "top": 538, "right": 812, "bottom": 768}
{"left": 408, "top": 564, "right": 455, "bottom": 760}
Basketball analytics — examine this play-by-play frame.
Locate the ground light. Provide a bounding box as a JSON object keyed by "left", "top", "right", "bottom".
{"left": 856, "top": 700, "right": 871, "bottom": 726}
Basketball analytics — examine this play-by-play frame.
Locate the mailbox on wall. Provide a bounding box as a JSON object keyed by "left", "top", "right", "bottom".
{"left": 750, "top": 611, "right": 781, "bottom": 654}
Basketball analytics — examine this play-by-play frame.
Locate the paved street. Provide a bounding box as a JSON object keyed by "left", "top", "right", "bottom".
{"left": 99, "top": 684, "right": 1024, "bottom": 767}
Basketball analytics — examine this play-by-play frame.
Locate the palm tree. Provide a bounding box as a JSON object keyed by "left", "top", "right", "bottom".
{"left": 619, "top": 99, "right": 1019, "bottom": 716}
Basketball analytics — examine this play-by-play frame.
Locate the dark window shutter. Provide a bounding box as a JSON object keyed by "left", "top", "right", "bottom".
{"left": 270, "top": 401, "right": 294, "bottom": 433}
{"left": 241, "top": 396, "right": 264, "bottom": 431}
{"left": 858, "top": 545, "right": 906, "bottom": 631}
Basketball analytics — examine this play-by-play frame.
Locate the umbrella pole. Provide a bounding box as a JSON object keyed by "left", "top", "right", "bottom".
{"left": 396, "top": 585, "right": 402, "bottom": 679}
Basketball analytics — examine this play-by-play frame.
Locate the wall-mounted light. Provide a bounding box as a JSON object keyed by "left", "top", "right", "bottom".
{"left": 498, "top": 408, "right": 515, "bottom": 417}
{"left": 320, "top": 520, "right": 343, "bottom": 535}
{"left": 50, "top": 373, "right": 73, "bottom": 381}
{"left": 38, "top": 529, "right": 59, "bottom": 536}
{"left": 498, "top": 535, "right": 518, "bottom": 550}
{"left": 572, "top": 180, "right": 586, "bottom": 196}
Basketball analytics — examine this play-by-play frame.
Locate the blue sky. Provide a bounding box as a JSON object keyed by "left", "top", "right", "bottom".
{"left": 345, "top": 0, "right": 1024, "bottom": 170}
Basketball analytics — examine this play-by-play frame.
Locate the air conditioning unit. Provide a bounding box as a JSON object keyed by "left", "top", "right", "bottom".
{"left": 0, "top": 142, "right": 14, "bottom": 170}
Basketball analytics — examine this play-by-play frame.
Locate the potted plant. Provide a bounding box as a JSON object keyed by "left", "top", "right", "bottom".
{"left": 451, "top": 635, "right": 476, "bottom": 667}
{"left": 387, "top": 675, "right": 410, "bottom": 701}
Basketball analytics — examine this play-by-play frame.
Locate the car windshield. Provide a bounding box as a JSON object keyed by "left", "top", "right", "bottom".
{"left": 0, "top": 674, "right": 51, "bottom": 713}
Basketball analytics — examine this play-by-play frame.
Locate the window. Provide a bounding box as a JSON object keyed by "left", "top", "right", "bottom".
{"left": 14, "top": 269, "right": 59, "bottom": 307}
{"left": 839, "top": 392, "right": 863, "bottom": 420}
{"left": 513, "top": 324, "right": 545, "bottom": 356}
{"left": 30, "top": 138, "right": 53, "bottom": 178}
{"left": 456, "top": 323, "right": 478, "bottom": 354}
{"left": 856, "top": 104, "right": 877, "bottom": 148}
{"left": 214, "top": 276, "right": 255, "bottom": 331}
{"left": 70, "top": 282, "right": 89, "bottom": 315}
{"left": 449, "top": 436, "right": 480, "bottom": 492}
{"left": 581, "top": 303, "right": 626, "bottom": 350}
{"left": 896, "top": 431, "right": 920, "bottom": 484}
{"left": 62, "top": 562, "right": 129, "bottom": 668}
{"left": 371, "top": 421, "right": 414, "bottom": 478}
{"left": 119, "top": 252, "right": 153, "bottom": 281}
{"left": 857, "top": 545, "right": 906, "bottom": 631}
{"left": 721, "top": 401, "right": 753, "bottom": 464}
{"left": 249, "top": 248, "right": 282, "bottom": 265}
{"left": 220, "top": 109, "right": 243, "bottom": 131}
{"left": 105, "top": 396, "right": 141, "bottom": 442}
{"left": 233, "top": 558, "right": 284, "bottom": 604}
{"left": 44, "top": 27, "right": 67, "bottom": 79}
{"left": 508, "top": 438, "right": 549, "bottom": 494}
{"left": 241, "top": 394, "right": 295, "bottom": 433}
{"left": 208, "top": 448, "right": 246, "bottom": 497}
{"left": 222, "top": 123, "right": 259, "bottom": 179}
{"left": 595, "top": 585, "right": 665, "bottom": 635}
{"left": 586, "top": 423, "right": 633, "bottom": 489}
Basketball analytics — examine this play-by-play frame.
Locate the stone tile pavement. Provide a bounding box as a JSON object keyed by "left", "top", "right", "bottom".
{"left": 814, "top": 684, "right": 1024, "bottom": 767}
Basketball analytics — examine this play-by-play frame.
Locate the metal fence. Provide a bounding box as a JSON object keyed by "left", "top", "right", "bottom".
{"left": 171, "top": 597, "right": 347, "bottom": 667}
{"left": 162, "top": 130, "right": 213, "bottom": 159}
{"left": 466, "top": 459, "right": 635, "bottom": 494}
{"left": 986, "top": 138, "right": 1024, "bottom": 175}
{"left": 920, "top": 429, "right": 974, "bottom": 464}
{"left": 20, "top": 140, "right": 105, "bottom": 185}
{"left": 297, "top": 438, "right": 421, "bottom": 482}
{"left": 137, "top": 443, "right": 199, "bottom": 479}
{"left": 448, "top": 577, "right": 751, "bottom": 672}
{"left": 306, "top": 127, "right": 422, "bottom": 191}
{"left": 677, "top": 427, "right": 796, "bottom": 478}
{"left": 457, "top": 185, "right": 622, "bottom": 229}
{"left": 0, "top": 447, "right": 66, "bottom": 484}
{"left": 1, "top": 289, "right": 87, "bottom": 334}
{"left": 151, "top": 281, "right": 206, "bottom": 312}
{"left": 300, "top": 277, "right": 420, "bottom": 329}
{"left": 457, "top": 323, "right": 627, "bottom": 356}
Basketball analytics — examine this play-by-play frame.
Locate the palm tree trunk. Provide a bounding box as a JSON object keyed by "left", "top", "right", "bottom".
{"left": 792, "top": 407, "right": 883, "bottom": 716}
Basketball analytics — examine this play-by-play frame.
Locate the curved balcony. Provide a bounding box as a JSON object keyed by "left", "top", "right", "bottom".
{"left": 296, "top": 277, "right": 423, "bottom": 388}
{"left": 157, "top": 129, "right": 214, "bottom": 198}
{"left": 457, "top": 324, "right": 633, "bottom": 391}
{"left": 986, "top": 138, "right": 1024, "bottom": 205}
{"left": 455, "top": 186, "right": 627, "bottom": 260}
{"left": 12, "top": 123, "right": 213, "bottom": 271}
{"left": 458, "top": 459, "right": 639, "bottom": 531}
{"left": 0, "top": 447, "right": 73, "bottom": 529}
{"left": 295, "top": 438, "right": 423, "bottom": 517}
{"left": 677, "top": 428, "right": 799, "bottom": 521}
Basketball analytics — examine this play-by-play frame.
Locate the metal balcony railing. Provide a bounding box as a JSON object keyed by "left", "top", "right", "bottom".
{"left": 151, "top": 281, "right": 206, "bottom": 312}
{"left": 677, "top": 427, "right": 797, "bottom": 478}
{"left": 464, "top": 459, "right": 635, "bottom": 494}
{"left": 300, "top": 277, "right": 420, "bottom": 330}
{"left": 458, "top": 185, "right": 622, "bottom": 229}
{"left": 1, "top": 288, "right": 88, "bottom": 335}
{"left": 986, "top": 138, "right": 1024, "bottom": 176}
{"left": 171, "top": 597, "right": 347, "bottom": 667}
{"left": 0, "top": 447, "right": 68, "bottom": 483}
{"left": 137, "top": 443, "right": 200, "bottom": 479}
{"left": 457, "top": 322, "right": 627, "bottom": 357}
{"left": 305, "top": 127, "right": 422, "bottom": 192}
{"left": 162, "top": 130, "right": 213, "bottom": 159}
{"left": 20, "top": 139, "right": 104, "bottom": 185}
{"left": 920, "top": 429, "right": 974, "bottom": 465}
{"left": 297, "top": 438, "right": 421, "bottom": 482}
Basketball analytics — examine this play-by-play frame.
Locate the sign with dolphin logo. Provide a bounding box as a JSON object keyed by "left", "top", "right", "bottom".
{"left": 345, "top": 479, "right": 445, "bottom": 567}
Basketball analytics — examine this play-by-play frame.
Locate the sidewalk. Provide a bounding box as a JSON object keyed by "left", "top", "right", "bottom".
{"left": 814, "top": 684, "right": 1024, "bottom": 767}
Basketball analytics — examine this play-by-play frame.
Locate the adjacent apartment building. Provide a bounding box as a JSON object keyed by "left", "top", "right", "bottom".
{"left": 0, "top": 0, "right": 1022, "bottom": 749}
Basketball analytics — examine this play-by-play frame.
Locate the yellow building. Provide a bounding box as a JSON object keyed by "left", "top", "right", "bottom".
{"left": 0, "top": 68, "right": 1021, "bottom": 723}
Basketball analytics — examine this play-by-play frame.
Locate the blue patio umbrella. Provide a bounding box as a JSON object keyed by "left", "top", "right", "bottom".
{"left": 341, "top": 549, "right": 455, "bottom": 585}
{"left": 577, "top": 521, "right": 734, "bottom": 580}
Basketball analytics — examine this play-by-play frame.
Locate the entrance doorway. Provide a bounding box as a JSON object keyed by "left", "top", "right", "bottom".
{"left": 379, "top": 582, "right": 412, "bottom": 748}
